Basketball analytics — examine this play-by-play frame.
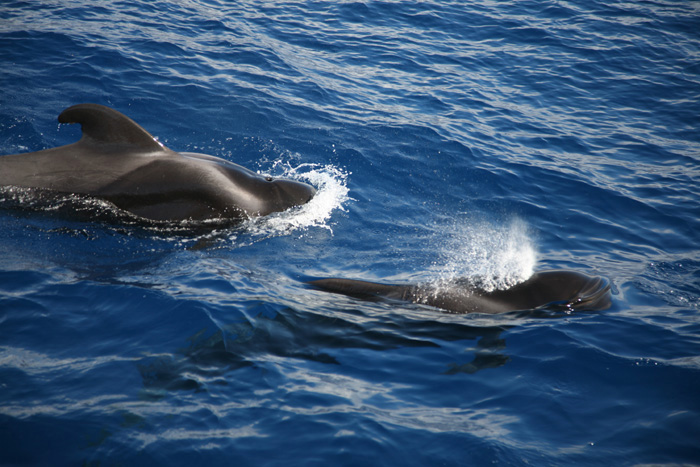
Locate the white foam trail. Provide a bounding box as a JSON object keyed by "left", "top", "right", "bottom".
{"left": 431, "top": 217, "right": 537, "bottom": 292}
{"left": 246, "top": 162, "right": 350, "bottom": 236}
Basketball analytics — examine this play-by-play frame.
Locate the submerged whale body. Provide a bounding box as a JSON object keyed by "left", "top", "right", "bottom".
{"left": 0, "top": 104, "right": 316, "bottom": 223}
{"left": 310, "top": 270, "right": 612, "bottom": 314}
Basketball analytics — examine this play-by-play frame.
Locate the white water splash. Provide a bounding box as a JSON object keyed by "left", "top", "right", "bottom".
{"left": 430, "top": 217, "right": 537, "bottom": 292}
{"left": 246, "top": 162, "right": 351, "bottom": 236}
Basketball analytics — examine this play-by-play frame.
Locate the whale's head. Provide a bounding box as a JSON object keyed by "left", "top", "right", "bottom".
{"left": 183, "top": 154, "right": 317, "bottom": 218}
{"left": 259, "top": 176, "right": 317, "bottom": 216}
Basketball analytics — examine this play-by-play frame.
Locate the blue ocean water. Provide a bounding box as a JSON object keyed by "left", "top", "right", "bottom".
{"left": 1, "top": 0, "right": 699, "bottom": 465}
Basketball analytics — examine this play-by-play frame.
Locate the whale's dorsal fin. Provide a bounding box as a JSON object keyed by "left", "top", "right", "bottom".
{"left": 58, "top": 103, "right": 167, "bottom": 152}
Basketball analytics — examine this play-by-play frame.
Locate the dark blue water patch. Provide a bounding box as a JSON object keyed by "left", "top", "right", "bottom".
{"left": 500, "top": 319, "right": 700, "bottom": 462}
{"left": 635, "top": 259, "right": 700, "bottom": 309}
{"left": 0, "top": 415, "right": 106, "bottom": 466}
{"left": 0, "top": 112, "right": 51, "bottom": 154}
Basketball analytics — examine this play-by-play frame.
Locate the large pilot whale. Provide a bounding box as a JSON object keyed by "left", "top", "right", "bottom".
{"left": 0, "top": 104, "right": 316, "bottom": 223}
{"left": 309, "top": 270, "right": 612, "bottom": 314}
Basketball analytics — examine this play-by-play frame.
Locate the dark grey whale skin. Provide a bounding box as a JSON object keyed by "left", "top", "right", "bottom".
{"left": 309, "top": 270, "right": 612, "bottom": 314}
{"left": 0, "top": 104, "right": 316, "bottom": 222}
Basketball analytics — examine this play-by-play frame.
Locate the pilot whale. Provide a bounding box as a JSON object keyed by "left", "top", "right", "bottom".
{"left": 309, "top": 270, "right": 612, "bottom": 314}
{"left": 0, "top": 104, "right": 316, "bottom": 223}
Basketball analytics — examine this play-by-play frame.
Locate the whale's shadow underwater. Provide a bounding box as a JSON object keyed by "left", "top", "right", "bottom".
{"left": 310, "top": 269, "right": 612, "bottom": 314}
{"left": 0, "top": 104, "right": 316, "bottom": 224}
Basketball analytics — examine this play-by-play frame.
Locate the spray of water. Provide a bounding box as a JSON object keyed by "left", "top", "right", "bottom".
{"left": 246, "top": 162, "right": 351, "bottom": 236}
{"left": 430, "top": 217, "right": 537, "bottom": 292}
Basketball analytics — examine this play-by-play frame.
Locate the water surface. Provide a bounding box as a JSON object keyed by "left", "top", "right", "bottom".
{"left": 1, "top": 0, "right": 699, "bottom": 465}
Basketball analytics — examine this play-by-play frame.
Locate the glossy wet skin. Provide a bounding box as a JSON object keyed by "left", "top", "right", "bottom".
{"left": 0, "top": 104, "right": 316, "bottom": 222}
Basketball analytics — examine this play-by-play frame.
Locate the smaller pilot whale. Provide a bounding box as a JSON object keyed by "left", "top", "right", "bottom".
{"left": 309, "top": 270, "right": 611, "bottom": 314}
{"left": 0, "top": 104, "right": 316, "bottom": 223}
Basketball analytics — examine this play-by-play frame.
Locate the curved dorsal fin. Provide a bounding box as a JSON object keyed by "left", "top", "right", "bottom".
{"left": 58, "top": 103, "right": 167, "bottom": 152}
